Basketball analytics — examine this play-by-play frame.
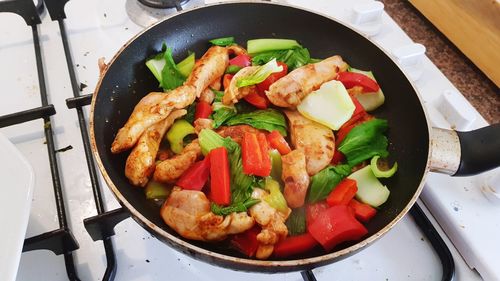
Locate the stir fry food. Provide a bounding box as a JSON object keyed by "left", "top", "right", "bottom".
{"left": 111, "top": 37, "right": 398, "bottom": 259}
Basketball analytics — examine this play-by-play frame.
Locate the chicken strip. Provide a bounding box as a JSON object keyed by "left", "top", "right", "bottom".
{"left": 111, "top": 85, "right": 196, "bottom": 153}
{"left": 266, "top": 55, "right": 348, "bottom": 108}
{"left": 185, "top": 46, "right": 229, "bottom": 98}
{"left": 249, "top": 188, "right": 291, "bottom": 259}
{"left": 284, "top": 110, "right": 335, "bottom": 175}
{"left": 125, "top": 109, "right": 187, "bottom": 187}
{"left": 222, "top": 66, "right": 259, "bottom": 105}
{"left": 161, "top": 188, "right": 255, "bottom": 241}
{"left": 194, "top": 118, "right": 214, "bottom": 134}
{"left": 216, "top": 125, "right": 260, "bottom": 144}
{"left": 281, "top": 149, "right": 310, "bottom": 208}
{"left": 153, "top": 140, "right": 201, "bottom": 183}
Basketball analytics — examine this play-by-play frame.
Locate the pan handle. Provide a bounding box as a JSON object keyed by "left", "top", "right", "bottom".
{"left": 429, "top": 124, "right": 500, "bottom": 176}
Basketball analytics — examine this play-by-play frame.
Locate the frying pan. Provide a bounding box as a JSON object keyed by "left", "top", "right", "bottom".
{"left": 89, "top": 1, "right": 500, "bottom": 272}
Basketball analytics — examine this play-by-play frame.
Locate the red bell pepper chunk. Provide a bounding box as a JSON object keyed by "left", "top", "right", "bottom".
{"left": 351, "top": 95, "right": 366, "bottom": 117}
{"left": 209, "top": 147, "right": 231, "bottom": 205}
{"left": 266, "top": 130, "right": 291, "bottom": 155}
{"left": 194, "top": 101, "right": 213, "bottom": 120}
{"left": 229, "top": 54, "right": 252, "bottom": 68}
{"left": 223, "top": 74, "right": 233, "bottom": 90}
{"left": 331, "top": 150, "right": 345, "bottom": 165}
{"left": 308, "top": 205, "right": 368, "bottom": 251}
{"left": 256, "top": 62, "right": 288, "bottom": 92}
{"left": 231, "top": 225, "right": 261, "bottom": 257}
{"left": 326, "top": 178, "right": 358, "bottom": 206}
{"left": 242, "top": 132, "right": 271, "bottom": 177}
{"left": 176, "top": 156, "right": 211, "bottom": 190}
{"left": 305, "top": 201, "right": 330, "bottom": 227}
{"left": 243, "top": 88, "right": 270, "bottom": 109}
{"left": 337, "top": 71, "right": 380, "bottom": 93}
{"left": 336, "top": 113, "right": 373, "bottom": 146}
{"left": 273, "top": 233, "right": 318, "bottom": 258}
{"left": 349, "top": 199, "right": 377, "bottom": 222}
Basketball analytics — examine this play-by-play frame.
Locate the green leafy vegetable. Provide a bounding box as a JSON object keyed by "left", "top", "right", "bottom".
{"left": 251, "top": 47, "right": 311, "bottom": 71}
{"left": 264, "top": 178, "right": 288, "bottom": 213}
{"left": 247, "top": 38, "right": 300, "bottom": 54}
{"left": 212, "top": 90, "right": 224, "bottom": 103}
{"left": 338, "top": 119, "right": 389, "bottom": 167}
{"left": 234, "top": 100, "right": 256, "bottom": 114}
{"left": 307, "top": 164, "right": 352, "bottom": 203}
{"left": 285, "top": 207, "right": 306, "bottom": 236}
{"left": 145, "top": 52, "right": 165, "bottom": 84}
{"left": 160, "top": 47, "right": 186, "bottom": 91}
{"left": 370, "top": 156, "right": 398, "bottom": 178}
{"left": 209, "top": 36, "right": 235, "bottom": 46}
{"left": 184, "top": 102, "right": 197, "bottom": 124}
{"left": 211, "top": 198, "right": 260, "bottom": 216}
{"left": 269, "top": 149, "right": 283, "bottom": 184}
{"left": 145, "top": 181, "right": 172, "bottom": 200}
{"left": 225, "top": 65, "right": 242, "bottom": 74}
{"left": 236, "top": 59, "right": 283, "bottom": 87}
{"left": 211, "top": 102, "right": 237, "bottom": 129}
{"left": 198, "top": 129, "right": 257, "bottom": 209}
{"left": 308, "top": 58, "right": 322, "bottom": 64}
{"left": 225, "top": 108, "right": 287, "bottom": 136}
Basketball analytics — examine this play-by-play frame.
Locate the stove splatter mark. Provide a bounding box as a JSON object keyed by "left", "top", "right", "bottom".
{"left": 451, "top": 201, "right": 462, "bottom": 212}
{"left": 145, "top": 259, "right": 150, "bottom": 263}
{"left": 83, "top": 51, "right": 90, "bottom": 56}
{"left": 104, "top": 13, "right": 107, "bottom": 18}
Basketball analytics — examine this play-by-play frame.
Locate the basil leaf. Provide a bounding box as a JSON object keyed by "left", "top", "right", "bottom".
{"left": 251, "top": 47, "right": 311, "bottom": 71}
{"left": 338, "top": 119, "right": 389, "bottom": 167}
{"left": 225, "top": 108, "right": 287, "bottom": 136}
{"left": 211, "top": 198, "right": 260, "bottom": 216}
{"left": 209, "top": 36, "right": 235, "bottom": 47}
{"left": 160, "top": 46, "right": 186, "bottom": 91}
{"left": 285, "top": 207, "right": 306, "bottom": 236}
{"left": 307, "top": 164, "right": 351, "bottom": 203}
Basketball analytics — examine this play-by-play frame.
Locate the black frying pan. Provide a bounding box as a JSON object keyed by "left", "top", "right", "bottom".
{"left": 90, "top": 2, "right": 500, "bottom": 272}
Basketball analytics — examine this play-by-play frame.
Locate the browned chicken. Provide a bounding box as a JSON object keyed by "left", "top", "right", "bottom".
{"left": 281, "top": 149, "right": 310, "bottom": 208}
{"left": 249, "top": 188, "right": 291, "bottom": 259}
{"left": 222, "top": 66, "right": 259, "bottom": 105}
{"left": 153, "top": 140, "right": 201, "bottom": 183}
{"left": 284, "top": 110, "right": 335, "bottom": 175}
{"left": 161, "top": 188, "right": 255, "bottom": 241}
{"left": 124, "top": 109, "right": 186, "bottom": 187}
{"left": 216, "top": 125, "right": 261, "bottom": 144}
{"left": 266, "top": 55, "right": 348, "bottom": 108}
{"left": 194, "top": 118, "right": 214, "bottom": 134}
{"left": 111, "top": 85, "right": 196, "bottom": 153}
{"left": 185, "top": 46, "right": 230, "bottom": 98}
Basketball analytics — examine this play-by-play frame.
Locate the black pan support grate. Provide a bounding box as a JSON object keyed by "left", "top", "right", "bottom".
{"left": 0, "top": 1, "right": 455, "bottom": 280}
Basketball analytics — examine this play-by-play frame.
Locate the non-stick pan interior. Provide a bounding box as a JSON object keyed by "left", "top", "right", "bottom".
{"left": 91, "top": 2, "right": 429, "bottom": 270}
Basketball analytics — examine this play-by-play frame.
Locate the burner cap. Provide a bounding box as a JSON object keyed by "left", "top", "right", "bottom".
{"left": 138, "top": 0, "right": 189, "bottom": 9}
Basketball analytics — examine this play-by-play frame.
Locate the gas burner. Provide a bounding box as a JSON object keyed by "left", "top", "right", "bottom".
{"left": 126, "top": 0, "right": 205, "bottom": 27}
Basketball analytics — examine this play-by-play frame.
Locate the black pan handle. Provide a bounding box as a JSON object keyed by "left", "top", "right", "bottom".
{"left": 429, "top": 124, "right": 500, "bottom": 176}
{"left": 454, "top": 123, "right": 500, "bottom": 176}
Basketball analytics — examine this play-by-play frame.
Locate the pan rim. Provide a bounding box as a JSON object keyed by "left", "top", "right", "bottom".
{"left": 89, "top": 0, "right": 432, "bottom": 269}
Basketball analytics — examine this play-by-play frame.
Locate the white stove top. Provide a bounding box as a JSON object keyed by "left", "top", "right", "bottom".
{"left": 0, "top": 0, "right": 497, "bottom": 280}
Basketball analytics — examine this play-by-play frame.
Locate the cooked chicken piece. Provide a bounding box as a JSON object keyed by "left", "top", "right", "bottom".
{"left": 185, "top": 46, "right": 229, "bottom": 98}
{"left": 284, "top": 110, "right": 335, "bottom": 175}
{"left": 249, "top": 188, "right": 291, "bottom": 259}
{"left": 227, "top": 44, "right": 248, "bottom": 56}
{"left": 266, "top": 55, "right": 348, "bottom": 108}
{"left": 281, "top": 149, "right": 310, "bottom": 208}
{"left": 200, "top": 88, "right": 215, "bottom": 104}
{"left": 125, "top": 110, "right": 187, "bottom": 187}
{"left": 153, "top": 140, "right": 201, "bottom": 183}
{"left": 222, "top": 66, "right": 259, "bottom": 105}
{"left": 194, "top": 118, "right": 214, "bottom": 134}
{"left": 161, "top": 188, "right": 255, "bottom": 241}
{"left": 216, "top": 125, "right": 260, "bottom": 144}
{"left": 111, "top": 85, "right": 196, "bottom": 153}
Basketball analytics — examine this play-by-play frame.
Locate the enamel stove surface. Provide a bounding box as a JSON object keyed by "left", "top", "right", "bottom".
{"left": 0, "top": 0, "right": 496, "bottom": 280}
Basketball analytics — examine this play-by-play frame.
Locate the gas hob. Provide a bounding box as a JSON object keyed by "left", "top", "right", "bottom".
{"left": 1, "top": 0, "right": 498, "bottom": 280}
